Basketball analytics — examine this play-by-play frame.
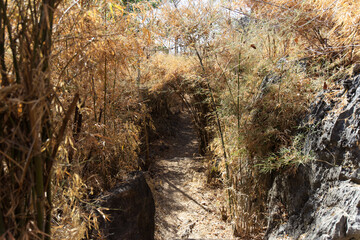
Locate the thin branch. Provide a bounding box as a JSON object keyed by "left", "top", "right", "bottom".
{"left": 298, "top": 0, "right": 339, "bottom": 28}
{"left": 54, "top": 0, "right": 80, "bottom": 32}
{"left": 0, "top": 0, "right": 20, "bottom": 83}
{"left": 45, "top": 92, "right": 79, "bottom": 188}
{"left": 0, "top": 3, "right": 8, "bottom": 86}
{"left": 51, "top": 93, "right": 79, "bottom": 162}
{"left": 56, "top": 37, "right": 95, "bottom": 85}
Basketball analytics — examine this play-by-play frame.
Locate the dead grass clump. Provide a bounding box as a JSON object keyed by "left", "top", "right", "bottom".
{"left": 1, "top": 0, "right": 159, "bottom": 238}
{"left": 201, "top": 14, "right": 318, "bottom": 237}
{"left": 241, "top": 0, "right": 360, "bottom": 63}
{"left": 48, "top": 2, "right": 155, "bottom": 237}
{"left": 243, "top": 72, "right": 311, "bottom": 158}
{"left": 142, "top": 54, "right": 215, "bottom": 155}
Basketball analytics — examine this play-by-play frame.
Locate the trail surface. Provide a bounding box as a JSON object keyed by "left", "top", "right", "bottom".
{"left": 150, "top": 112, "right": 235, "bottom": 239}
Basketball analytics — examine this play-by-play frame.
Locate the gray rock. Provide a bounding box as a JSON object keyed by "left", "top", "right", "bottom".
{"left": 236, "top": 15, "right": 251, "bottom": 30}
{"left": 352, "top": 63, "right": 360, "bottom": 76}
{"left": 350, "top": 168, "right": 360, "bottom": 184}
{"left": 266, "top": 74, "right": 360, "bottom": 240}
{"left": 99, "top": 172, "right": 155, "bottom": 240}
{"left": 255, "top": 74, "right": 281, "bottom": 100}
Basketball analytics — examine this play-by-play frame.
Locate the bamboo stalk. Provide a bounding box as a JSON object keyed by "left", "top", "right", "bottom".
{"left": 194, "top": 47, "right": 227, "bottom": 160}
{"left": 144, "top": 114, "right": 150, "bottom": 168}
{"left": 45, "top": 176, "right": 51, "bottom": 240}
{"left": 34, "top": 154, "right": 45, "bottom": 233}
{"left": 194, "top": 46, "right": 231, "bottom": 211}
{"left": 237, "top": 52, "right": 241, "bottom": 144}
{"left": 137, "top": 60, "right": 149, "bottom": 166}
{"left": 237, "top": 52, "right": 243, "bottom": 186}
{"left": 112, "top": 60, "right": 117, "bottom": 119}
{"left": 0, "top": 4, "right": 9, "bottom": 86}
{"left": 103, "top": 7, "right": 107, "bottom": 136}
{"left": 0, "top": 0, "right": 20, "bottom": 83}
{"left": 214, "top": 56, "right": 237, "bottom": 107}
{"left": 104, "top": 54, "right": 107, "bottom": 136}
{"left": 0, "top": 207, "right": 5, "bottom": 236}
{"left": 136, "top": 59, "right": 141, "bottom": 88}
{"left": 92, "top": 76, "right": 97, "bottom": 121}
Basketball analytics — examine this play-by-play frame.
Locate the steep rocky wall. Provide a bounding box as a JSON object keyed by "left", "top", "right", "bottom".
{"left": 266, "top": 74, "right": 360, "bottom": 239}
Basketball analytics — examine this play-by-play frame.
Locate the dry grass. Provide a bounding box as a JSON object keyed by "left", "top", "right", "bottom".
{"left": 240, "top": 0, "right": 360, "bottom": 61}
{"left": 1, "top": 0, "right": 358, "bottom": 238}
{"left": 1, "top": 0, "right": 158, "bottom": 238}
{"left": 48, "top": 1, "right": 154, "bottom": 237}
{"left": 213, "top": 0, "right": 360, "bottom": 236}
{"left": 197, "top": 7, "right": 319, "bottom": 237}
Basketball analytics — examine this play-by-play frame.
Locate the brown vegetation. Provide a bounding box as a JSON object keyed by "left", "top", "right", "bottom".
{"left": 1, "top": 0, "right": 359, "bottom": 239}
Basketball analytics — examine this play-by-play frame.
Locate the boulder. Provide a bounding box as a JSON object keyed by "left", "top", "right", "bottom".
{"left": 99, "top": 172, "right": 155, "bottom": 240}
{"left": 266, "top": 74, "right": 360, "bottom": 240}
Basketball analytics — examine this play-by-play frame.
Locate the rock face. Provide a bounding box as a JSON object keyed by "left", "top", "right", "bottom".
{"left": 266, "top": 74, "right": 360, "bottom": 239}
{"left": 100, "top": 172, "right": 155, "bottom": 240}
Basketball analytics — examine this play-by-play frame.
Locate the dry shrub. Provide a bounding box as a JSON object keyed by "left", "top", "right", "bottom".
{"left": 1, "top": 0, "right": 159, "bottom": 238}
{"left": 48, "top": 1, "right": 157, "bottom": 237}
{"left": 199, "top": 11, "right": 318, "bottom": 236}
{"left": 241, "top": 0, "right": 360, "bottom": 62}
{"left": 0, "top": 1, "right": 61, "bottom": 238}
{"left": 142, "top": 54, "right": 215, "bottom": 155}
{"left": 206, "top": 4, "right": 355, "bottom": 237}
{"left": 2, "top": 0, "right": 357, "bottom": 238}
{"left": 142, "top": 54, "right": 198, "bottom": 88}
{"left": 243, "top": 72, "right": 311, "bottom": 157}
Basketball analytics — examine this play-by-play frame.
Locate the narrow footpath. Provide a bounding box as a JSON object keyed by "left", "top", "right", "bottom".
{"left": 150, "top": 112, "right": 235, "bottom": 239}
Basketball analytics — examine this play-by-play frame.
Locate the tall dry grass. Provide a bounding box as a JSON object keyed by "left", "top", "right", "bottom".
{"left": 1, "top": 0, "right": 358, "bottom": 238}
{"left": 1, "top": 0, "right": 159, "bottom": 238}
{"left": 241, "top": 0, "right": 360, "bottom": 61}
{"left": 151, "top": 1, "right": 329, "bottom": 238}
{"left": 50, "top": 1, "right": 159, "bottom": 238}
{"left": 206, "top": 0, "right": 360, "bottom": 237}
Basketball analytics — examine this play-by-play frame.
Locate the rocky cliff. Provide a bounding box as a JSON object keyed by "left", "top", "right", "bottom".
{"left": 266, "top": 74, "right": 360, "bottom": 239}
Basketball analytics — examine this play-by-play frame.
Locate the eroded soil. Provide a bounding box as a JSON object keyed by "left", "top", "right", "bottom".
{"left": 149, "top": 112, "right": 235, "bottom": 239}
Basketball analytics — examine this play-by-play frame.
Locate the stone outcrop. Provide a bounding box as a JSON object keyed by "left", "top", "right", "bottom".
{"left": 99, "top": 172, "right": 155, "bottom": 240}
{"left": 266, "top": 74, "right": 360, "bottom": 239}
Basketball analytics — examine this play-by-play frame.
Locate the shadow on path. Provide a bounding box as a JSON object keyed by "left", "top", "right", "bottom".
{"left": 162, "top": 177, "right": 211, "bottom": 213}
{"left": 151, "top": 111, "right": 235, "bottom": 239}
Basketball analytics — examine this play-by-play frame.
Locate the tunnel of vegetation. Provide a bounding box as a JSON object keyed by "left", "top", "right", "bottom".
{"left": 1, "top": 0, "right": 360, "bottom": 239}
{"left": 141, "top": 76, "right": 213, "bottom": 163}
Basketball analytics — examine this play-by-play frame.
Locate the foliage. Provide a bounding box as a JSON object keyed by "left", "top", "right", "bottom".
{"left": 257, "top": 133, "right": 315, "bottom": 173}
{"left": 50, "top": 0, "right": 158, "bottom": 237}
{"left": 1, "top": 0, "right": 359, "bottom": 239}
{"left": 0, "top": 0, "right": 60, "bottom": 238}
{"left": 241, "top": 0, "right": 360, "bottom": 62}
{"left": 1, "top": 0, "right": 157, "bottom": 238}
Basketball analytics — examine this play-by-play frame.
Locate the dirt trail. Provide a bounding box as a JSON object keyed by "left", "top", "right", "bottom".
{"left": 150, "top": 112, "right": 235, "bottom": 239}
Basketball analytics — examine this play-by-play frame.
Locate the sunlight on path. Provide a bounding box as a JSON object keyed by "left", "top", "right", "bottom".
{"left": 150, "top": 113, "right": 235, "bottom": 239}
